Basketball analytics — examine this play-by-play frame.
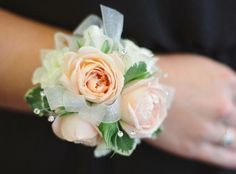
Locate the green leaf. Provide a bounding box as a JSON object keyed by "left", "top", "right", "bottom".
{"left": 99, "top": 122, "right": 118, "bottom": 147}
{"left": 101, "top": 40, "right": 110, "bottom": 53}
{"left": 99, "top": 122, "right": 137, "bottom": 156}
{"left": 124, "top": 61, "right": 151, "bottom": 85}
{"left": 24, "top": 86, "right": 51, "bottom": 117}
{"left": 76, "top": 38, "right": 84, "bottom": 48}
{"left": 152, "top": 127, "right": 163, "bottom": 139}
{"left": 55, "top": 107, "right": 75, "bottom": 117}
{"left": 111, "top": 131, "right": 136, "bottom": 155}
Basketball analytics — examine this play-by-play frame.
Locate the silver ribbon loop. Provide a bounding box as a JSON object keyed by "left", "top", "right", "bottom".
{"left": 44, "top": 86, "right": 121, "bottom": 124}
{"left": 100, "top": 5, "right": 124, "bottom": 42}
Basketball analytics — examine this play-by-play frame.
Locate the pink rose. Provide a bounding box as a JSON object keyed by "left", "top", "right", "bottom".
{"left": 61, "top": 47, "right": 125, "bottom": 104}
{"left": 120, "top": 78, "right": 168, "bottom": 138}
{"left": 52, "top": 114, "right": 101, "bottom": 146}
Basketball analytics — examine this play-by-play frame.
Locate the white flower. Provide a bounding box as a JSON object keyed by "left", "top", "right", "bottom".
{"left": 122, "top": 39, "right": 157, "bottom": 73}
{"left": 32, "top": 49, "right": 66, "bottom": 87}
{"left": 83, "top": 25, "right": 113, "bottom": 51}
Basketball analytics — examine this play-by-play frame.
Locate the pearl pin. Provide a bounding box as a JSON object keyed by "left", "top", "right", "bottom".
{"left": 117, "top": 131, "right": 124, "bottom": 137}
{"left": 48, "top": 115, "right": 55, "bottom": 122}
{"left": 33, "top": 108, "right": 41, "bottom": 115}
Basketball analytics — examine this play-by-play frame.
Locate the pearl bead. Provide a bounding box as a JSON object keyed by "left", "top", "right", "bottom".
{"left": 121, "top": 48, "right": 127, "bottom": 55}
{"left": 33, "top": 108, "right": 40, "bottom": 115}
{"left": 48, "top": 115, "right": 55, "bottom": 122}
{"left": 117, "top": 131, "right": 124, "bottom": 137}
{"left": 40, "top": 91, "right": 46, "bottom": 97}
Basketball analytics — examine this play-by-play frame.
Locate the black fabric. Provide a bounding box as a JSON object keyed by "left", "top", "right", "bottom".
{"left": 1, "top": 0, "right": 236, "bottom": 173}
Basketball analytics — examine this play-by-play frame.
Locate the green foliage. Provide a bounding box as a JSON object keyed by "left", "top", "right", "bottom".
{"left": 99, "top": 122, "right": 137, "bottom": 156}
{"left": 24, "top": 86, "right": 50, "bottom": 117}
{"left": 76, "top": 38, "right": 84, "bottom": 48}
{"left": 152, "top": 127, "right": 163, "bottom": 139}
{"left": 25, "top": 86, "right": 74, "bottom": 117}
{"left": 124, "top": 61, "right": 151, "bottom": 85}
{"left": 56, "top": 107, "right": 75, "bottom": 117}
{"left": 112, "top": 130, "right": 136, "bottom": 155}
{"left": 101, "top": 40, "right": 110, "bottom": 53}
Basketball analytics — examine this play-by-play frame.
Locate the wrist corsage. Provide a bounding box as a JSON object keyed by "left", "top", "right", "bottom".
{"left": 25, "top": 5, "right": 174, "bottom": 157}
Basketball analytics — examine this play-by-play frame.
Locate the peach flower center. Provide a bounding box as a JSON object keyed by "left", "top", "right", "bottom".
{"left": 85, "top": 67, "right": 110, "bottom": 94}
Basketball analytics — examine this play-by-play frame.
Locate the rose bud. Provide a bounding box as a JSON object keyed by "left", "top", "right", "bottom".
{"left": 120, "top": 78, "right": 168, "bottom": 138}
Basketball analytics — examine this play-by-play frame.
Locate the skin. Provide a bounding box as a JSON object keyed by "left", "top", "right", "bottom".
{"left": 1, "top": 9, "right": 236, "bottom": 169}
{"left": 149, "top": 55, "right": 236, "bottom": 169}
{"left": 0, "top": 9, "right": 58, "bottom": 111}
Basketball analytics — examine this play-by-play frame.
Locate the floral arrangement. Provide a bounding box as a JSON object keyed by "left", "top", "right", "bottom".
{"left": 25, "top": 5, "right": 173, "bottom": 157}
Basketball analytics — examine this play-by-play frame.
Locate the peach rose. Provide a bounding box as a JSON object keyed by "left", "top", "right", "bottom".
{"left": 120, "top": 78, "right": 168, "bottom": 138}
{"left": 61, "top": 47, "right": 125, "bottom": 104}
{"left": 52, "top": 114, "right": 101, "bottom": 146}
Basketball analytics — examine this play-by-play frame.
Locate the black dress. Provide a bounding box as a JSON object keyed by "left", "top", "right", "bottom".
{"left": 1, "top": 0, "right": 236, "bottom": 173}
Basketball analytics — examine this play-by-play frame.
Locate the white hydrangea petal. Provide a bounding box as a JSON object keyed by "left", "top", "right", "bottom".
{"left": 32, "top": 67, "right": 45, "bottom": 85}
{"left": 42, "top": 69, "right": 62, "bottom": 86}
{"left": 83, "top": 25, "right": 113, "bottom": 50}
{"left": 83, "top": 25, "right": 104, "bottom": 48}
{"left": 121, "top": 39, "right": 156, "bottom": 72}
{"left": 40, "top": 49, "right": 54, "bottom": 61}
{"left": 35, "top": 49, "right": 65, "bottom": 87}
{"left": 41, "top": 49, "right": 65, "bottom": 67}
{"left": 94, "top": 143, "right": 111, "bottom": 158}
